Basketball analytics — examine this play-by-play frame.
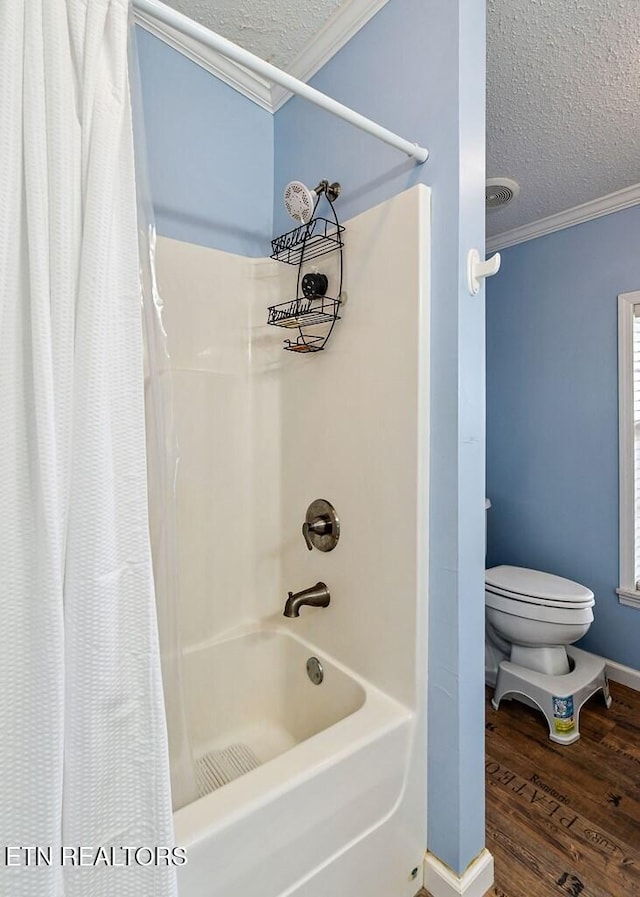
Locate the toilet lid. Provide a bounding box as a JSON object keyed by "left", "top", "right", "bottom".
{"left": 485, "top": 565, "right": 594, "bottom": 608}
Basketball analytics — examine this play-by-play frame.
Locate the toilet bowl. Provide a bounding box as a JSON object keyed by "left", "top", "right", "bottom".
{"left": 485, "top": 565, "right": 594, "bottom": 677}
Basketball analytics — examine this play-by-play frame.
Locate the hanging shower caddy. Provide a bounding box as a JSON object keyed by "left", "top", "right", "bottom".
{"left": 267, "top": 180, "right": 344, "bottom": 353}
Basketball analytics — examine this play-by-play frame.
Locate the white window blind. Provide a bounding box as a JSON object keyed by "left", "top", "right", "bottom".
{"left": 618, "top": 290, "right": 640, "bottom": 607}
{"left": 633, "top": 306, "right": 640, "bottom": 588}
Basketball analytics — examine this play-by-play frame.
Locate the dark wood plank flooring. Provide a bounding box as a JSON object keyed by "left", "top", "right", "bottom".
{"left": 486, "top": 679, "right": 640, "bottom": 897}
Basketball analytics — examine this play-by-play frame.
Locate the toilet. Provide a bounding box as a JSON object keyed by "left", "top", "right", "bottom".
{"left": 484, "top": 505, "right": 611, "bottom": 743}
{"left": 485, "top": 565, "right": 595, "bottom": 677}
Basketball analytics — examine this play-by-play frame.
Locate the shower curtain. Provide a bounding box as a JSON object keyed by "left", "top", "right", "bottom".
{"left": 129, "top": 28, "right": 200, "bottom": 812}
{"left": 0, "top": 1, "right": 177, "bottom": 894}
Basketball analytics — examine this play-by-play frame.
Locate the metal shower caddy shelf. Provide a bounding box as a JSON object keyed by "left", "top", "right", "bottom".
{"left": 268, "top": 183, "right": 344, "bottom": 353}
{"left": 270, "top": 217, "right": 344, "bottom": 266}
{"left": 267, "top": 295, "right": 341, "bottom": 329}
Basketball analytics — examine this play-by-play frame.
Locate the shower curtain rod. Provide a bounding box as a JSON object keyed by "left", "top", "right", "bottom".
{"left": 132, "top": 0, "right": 429, "bottom": 164}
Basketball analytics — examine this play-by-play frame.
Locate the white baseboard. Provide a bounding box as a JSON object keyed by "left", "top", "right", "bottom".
{"left": 424, "top": 849, "right": 494, "bottom": 897}
{"left": 604, "top": 656, "right": 640, "bottom": 692}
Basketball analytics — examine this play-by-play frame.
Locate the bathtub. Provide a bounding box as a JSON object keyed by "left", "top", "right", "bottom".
{"left": 174, "top": 624, "right": 415, "bottom": 897}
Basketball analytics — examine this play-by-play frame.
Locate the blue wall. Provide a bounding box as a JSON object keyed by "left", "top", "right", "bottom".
{"left": 487, "top": 204, "right": 640, "bottom": 670}
{"left": 135, "top": 28, "right": 273, "bottom": 256}
{"left": 276, "top": 0, "right": 487, "bottom": 874}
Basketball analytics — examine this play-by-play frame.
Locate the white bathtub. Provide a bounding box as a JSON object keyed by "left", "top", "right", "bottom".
{"left": 174, "top": 625, "right": 414, "bottom": 897}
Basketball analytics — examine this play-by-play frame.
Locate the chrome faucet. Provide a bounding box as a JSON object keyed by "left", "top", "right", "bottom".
{"left": 283, "top": 582, "right": 331, "bottom": 618}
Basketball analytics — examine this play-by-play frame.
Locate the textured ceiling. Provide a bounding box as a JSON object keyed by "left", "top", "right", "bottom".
{"left": 162, "top": 0, "right": 343, "bottom": 66}
{"left": 487, "top": 0, "right": 640, "bottom": 238}
{"left": 161, "top": 0, "right": 640, "bottom": 238}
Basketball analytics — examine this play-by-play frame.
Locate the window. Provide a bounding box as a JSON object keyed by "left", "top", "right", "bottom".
{"left": 617, "top": 290, "right": 640, "bottom": 607}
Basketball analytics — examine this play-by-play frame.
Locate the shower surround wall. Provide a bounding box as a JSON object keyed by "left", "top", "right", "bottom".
{"left": 154, "top": 185, "right": 430, "bottom": 895}
{"left": 255, "top": 186, "right": 429, "bottom": 709}
{"left": 156, "top": 239, "right": 253, "bottom": 645}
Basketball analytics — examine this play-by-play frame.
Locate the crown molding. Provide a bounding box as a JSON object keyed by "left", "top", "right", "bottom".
{"left": 134, "top": 0, "right": 390, "bottom": 113}
{"left": 486, "top": 181, "right": 640, "bottom": 253}
{"left": 133, "top": 8, "right": 273, "bottom": 111}
{"left": 270, "top": 0, "right": 391, "bottom": 111}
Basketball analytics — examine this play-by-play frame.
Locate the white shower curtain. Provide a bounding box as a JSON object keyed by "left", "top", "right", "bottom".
{"left": 129, "top": 28, "right": 200, "bottom": 811}
{"left": 0, "top": 1, "right": 177, "bottom": 895}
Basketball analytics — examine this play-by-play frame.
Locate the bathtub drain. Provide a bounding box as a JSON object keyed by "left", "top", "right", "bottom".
{"left": 196, "top": 743, "right": 261, "bottom": 796}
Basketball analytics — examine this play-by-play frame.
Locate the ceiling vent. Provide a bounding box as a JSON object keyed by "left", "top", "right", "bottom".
{"left": 486, "top": 177, "right": 520, "bottom": 209}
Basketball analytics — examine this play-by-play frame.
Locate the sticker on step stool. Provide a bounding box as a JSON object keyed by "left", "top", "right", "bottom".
{"left": 553, "top": 695, "right": 575, "bottom": 733}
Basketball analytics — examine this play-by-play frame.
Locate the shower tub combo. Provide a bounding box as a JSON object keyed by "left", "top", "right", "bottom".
{"left": 175, "top": 625, "right": 414, "bottom": 896}
{"left": 157, "top": 184, "right": 431, "bottom": 897}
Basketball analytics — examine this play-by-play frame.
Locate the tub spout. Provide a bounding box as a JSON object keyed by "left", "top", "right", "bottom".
{"left": 284, "top": 582, "right": 330, "bottom": 618}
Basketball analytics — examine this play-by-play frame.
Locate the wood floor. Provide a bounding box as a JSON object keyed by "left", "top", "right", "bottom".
{"left": 485, "top": 679, "right": 640, "bottom": 897}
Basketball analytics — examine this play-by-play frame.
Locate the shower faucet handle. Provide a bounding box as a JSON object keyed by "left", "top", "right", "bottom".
{"left": 302, "top": 499, "right": 340, "bottom": 552}
{"left": 302, "top": 517, "right": 331, "bottom": 550}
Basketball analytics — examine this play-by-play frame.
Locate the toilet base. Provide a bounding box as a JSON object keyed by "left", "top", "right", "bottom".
{"left": 510, "top": 643, "right": 570, "bottom": 676}
{"left": 491, "top": 646, "right": 612, "bottom": 744}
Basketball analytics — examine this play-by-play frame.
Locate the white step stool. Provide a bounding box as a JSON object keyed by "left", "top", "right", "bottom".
{"left": 491, "top": 646, "right": 612, "bottom": 745}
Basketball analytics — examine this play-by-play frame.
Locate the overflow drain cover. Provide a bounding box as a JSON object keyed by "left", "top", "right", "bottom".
{"left": 306, "top": 656, "right": 324, "bottom": 685}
